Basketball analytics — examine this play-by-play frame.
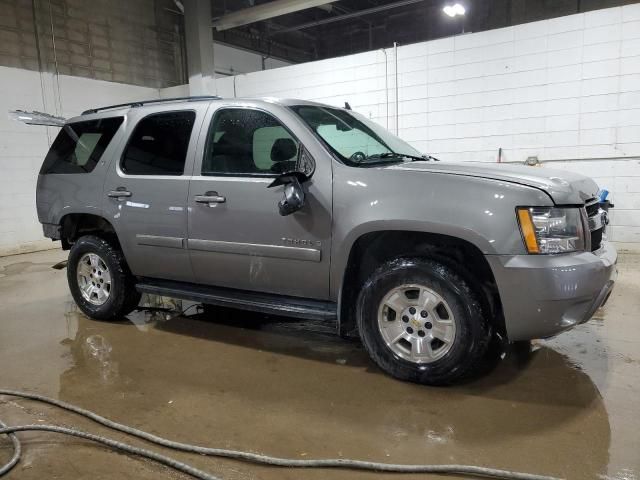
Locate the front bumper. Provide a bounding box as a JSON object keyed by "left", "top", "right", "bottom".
{"left": 486, "top": 241, "right": 617, "bottom": 341}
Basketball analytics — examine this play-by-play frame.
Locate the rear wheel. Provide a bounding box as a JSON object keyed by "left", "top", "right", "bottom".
{"left": 68, "top": 235, "right": 141, "bottom": 320}
{"left": 357, "top": 258, "right": 491, "bottom": 385}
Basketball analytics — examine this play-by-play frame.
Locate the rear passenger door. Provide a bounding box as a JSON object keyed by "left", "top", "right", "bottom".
{"left": 187, "top": 105, "right": 333, "bottom": 300}
{"left": 103, "top": 105, "right": 207, "bottom": 282}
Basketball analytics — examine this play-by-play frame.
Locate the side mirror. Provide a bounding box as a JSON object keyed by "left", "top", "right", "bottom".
{"left": 268, "top": 172, "right": 308, "bottom": 216}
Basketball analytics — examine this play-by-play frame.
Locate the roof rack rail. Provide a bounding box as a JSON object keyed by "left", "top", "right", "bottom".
{"left": 81, "top": 95, "right": 221, "bottom": 115}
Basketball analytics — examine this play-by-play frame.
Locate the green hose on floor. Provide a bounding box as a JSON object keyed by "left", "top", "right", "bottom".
{"left": 0, "top": 389, "right": 561, "bottom": 480}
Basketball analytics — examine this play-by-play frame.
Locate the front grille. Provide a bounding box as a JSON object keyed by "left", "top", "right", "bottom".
{"left": 585, "top": 198, "right": 604, "bottom": 251}
{"left": 591, "top": 228, "right": 603, "bottom": 251}
{"left": 585, "top": 200, "right": 600, "bottom": 218}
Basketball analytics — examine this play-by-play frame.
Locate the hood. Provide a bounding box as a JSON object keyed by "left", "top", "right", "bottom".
{"left": 388, "top": 161, "right": 599, "bottom": 205}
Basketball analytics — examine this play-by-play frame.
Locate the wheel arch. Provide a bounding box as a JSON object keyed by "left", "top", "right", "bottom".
{"left": 59, "top": 213, "right": 120, "bottom": 250}
{"left": 336, "top": 229, "right": 505, "bottom": 339}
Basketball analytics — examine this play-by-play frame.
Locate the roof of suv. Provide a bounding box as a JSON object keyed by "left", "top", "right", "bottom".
{"left": 71, "top": 96, "right": 333, "bottom": 123}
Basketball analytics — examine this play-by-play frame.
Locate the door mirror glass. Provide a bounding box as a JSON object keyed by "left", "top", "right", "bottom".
{"left": 280, "top": 181, "right": 305, "bottom": 216}
{"left": 267, "top": 172, "right": 308, "bottom": 216}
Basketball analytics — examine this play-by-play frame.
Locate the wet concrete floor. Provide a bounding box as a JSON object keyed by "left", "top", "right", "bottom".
{"left": 0, "top": 248, "right": 638, "bottom": 480}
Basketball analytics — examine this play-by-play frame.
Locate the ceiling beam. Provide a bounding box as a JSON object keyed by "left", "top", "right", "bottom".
{"left": 269, "top": 0, "right": 426, "bottom": 35}
{"left": 212, "top": 0, "right": 340, "bottom": 31}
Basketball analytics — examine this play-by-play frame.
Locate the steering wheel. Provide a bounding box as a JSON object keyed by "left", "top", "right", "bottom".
{"left": 349, "top": 151, "right": 366, "bottom": 163}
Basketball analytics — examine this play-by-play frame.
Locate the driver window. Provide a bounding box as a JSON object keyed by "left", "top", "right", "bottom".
{"left": 202, "top": 108, "right": 299, "bottom": 176}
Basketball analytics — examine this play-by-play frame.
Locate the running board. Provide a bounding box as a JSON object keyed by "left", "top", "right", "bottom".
{"left": 136, "top": 279, "right": 337, "bottom": 321}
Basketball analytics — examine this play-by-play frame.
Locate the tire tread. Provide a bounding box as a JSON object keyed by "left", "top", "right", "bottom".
{"left": 357, "top": 257, "right": 492, "bottom": 385}
{"left": 67, "top": 235, "right": 140, "bottom": 321}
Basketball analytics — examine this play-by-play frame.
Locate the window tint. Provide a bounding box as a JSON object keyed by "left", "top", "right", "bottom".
{"left": 202, "top": 109, "right": 299, "bottom": 176}
{"left": 121, "top": 111, "right": 195, "bottom": 176}
{"left": 40, "top": 117, "right": 123, "bottom": 174}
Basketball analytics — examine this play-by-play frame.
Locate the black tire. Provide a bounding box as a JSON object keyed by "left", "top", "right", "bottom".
{"left": 356, "top": 257, "right": 492, "bottom": 386}
{"left": 67, "top": 235, "right": 141, "bottom": 321}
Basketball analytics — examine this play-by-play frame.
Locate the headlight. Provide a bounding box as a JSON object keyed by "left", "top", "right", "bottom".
{"left": 516, "top": 207, "right": 586, "bottom": 254}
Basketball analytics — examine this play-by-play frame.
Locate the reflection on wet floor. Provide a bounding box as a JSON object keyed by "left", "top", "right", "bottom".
{"left": 0, "top": 249, "right": 639, "bottom": 480}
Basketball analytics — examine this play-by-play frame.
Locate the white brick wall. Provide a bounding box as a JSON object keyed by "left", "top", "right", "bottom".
{"left": 0, "top": 66, "right": 158, "bottom": 256}
{"left": 205, "top": 4, "right": 640, "bottom": 250}
{"left": 211, "top": 4, "right": 640, "bottom": 163}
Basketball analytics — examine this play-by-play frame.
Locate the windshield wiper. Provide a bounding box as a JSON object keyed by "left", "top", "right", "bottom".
{"left": 365, "top": 152, "right": 440, "bottom": 163}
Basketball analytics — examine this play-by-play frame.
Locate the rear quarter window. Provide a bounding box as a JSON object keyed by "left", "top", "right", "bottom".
{"left": 40, "top": 117, "right": 123, "bottom": 174}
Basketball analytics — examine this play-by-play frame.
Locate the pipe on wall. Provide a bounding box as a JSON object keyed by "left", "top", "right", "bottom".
{"left": 381, "top": 48, "right": 389, "bottom": 130}
{"left": 394, "top": 41, "right": 399, "bottom": 135}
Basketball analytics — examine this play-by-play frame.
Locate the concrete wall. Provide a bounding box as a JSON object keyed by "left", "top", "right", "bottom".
{"left": 0, "top": 0, "right": 293, "bottom": 89}
{"left": 207, "top": 4, "right": 640, "bottom": 249}
{"left": 0, "top": 65, "right": 158, "bottom": 256}
{"left": 0, "top": 0, "right": 183, "bottom": 88}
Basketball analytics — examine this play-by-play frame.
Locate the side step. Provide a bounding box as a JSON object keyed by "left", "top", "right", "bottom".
{"left": 136, "top": 278, "right": 337, "bottom": 321}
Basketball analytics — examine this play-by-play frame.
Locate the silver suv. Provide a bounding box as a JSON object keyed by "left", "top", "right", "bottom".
{"left": 36, "top": 96, "right": 617, "bottom": 385}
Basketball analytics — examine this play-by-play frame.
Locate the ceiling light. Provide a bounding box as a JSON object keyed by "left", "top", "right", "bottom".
{"left": 443, "top": 3, "right": 465, "bottom": 17}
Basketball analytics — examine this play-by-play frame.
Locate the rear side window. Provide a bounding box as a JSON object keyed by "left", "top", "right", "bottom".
{"left": 40, "top": 117, "right": 123, "bottom": 174}
{"left": 121, "top": 111, "right": 195, "bottom": 176}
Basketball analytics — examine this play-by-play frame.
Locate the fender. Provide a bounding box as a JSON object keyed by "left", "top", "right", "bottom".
{"left": 328, "top": 163, "right": 553, "bottom": 300}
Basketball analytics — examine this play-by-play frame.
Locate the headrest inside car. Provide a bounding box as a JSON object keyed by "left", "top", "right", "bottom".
{"left": 271, "top": 138, "right": 297, "bottom": 162}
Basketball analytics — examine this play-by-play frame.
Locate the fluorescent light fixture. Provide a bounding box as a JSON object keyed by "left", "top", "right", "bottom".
{"left": 443, "top": 3, "right": 465, "bottom": 17}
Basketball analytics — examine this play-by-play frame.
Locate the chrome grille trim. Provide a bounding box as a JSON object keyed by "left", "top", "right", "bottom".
{"left": 588, "top": 208, "right": 607, "bottom": 231}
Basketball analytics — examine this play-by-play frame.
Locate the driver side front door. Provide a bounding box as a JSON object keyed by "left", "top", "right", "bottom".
{"left": 187, "top": 105, "right": 332, "bottom": 300}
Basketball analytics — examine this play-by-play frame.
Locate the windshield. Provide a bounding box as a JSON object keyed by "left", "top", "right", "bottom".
{"left": 290, "top": 105, "right": 424, "bottom": 166}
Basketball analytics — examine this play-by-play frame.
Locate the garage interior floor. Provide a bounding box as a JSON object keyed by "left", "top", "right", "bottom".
{"left": 0, "top": 248, "right": 638, "bottom": 480}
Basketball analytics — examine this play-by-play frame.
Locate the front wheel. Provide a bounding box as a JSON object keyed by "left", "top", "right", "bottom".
{"left": 67, "top": 235, "right": 141, "bottom": 321}
{"left": 357, "top": 258, "right": 491, "bottom": 385}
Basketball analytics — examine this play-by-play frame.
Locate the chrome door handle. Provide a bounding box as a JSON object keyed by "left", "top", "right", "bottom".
{"left": 194, "top": 192, "right": 226, "bottom": 206}
{"left": 108, "top": 189, "right": 132, "bottom": 198}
